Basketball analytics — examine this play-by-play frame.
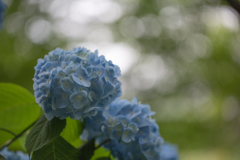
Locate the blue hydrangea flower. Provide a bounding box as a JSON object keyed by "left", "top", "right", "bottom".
{"left": 0, "top": 147, "right": 29, "bottom": 160}
{"left": 0, "top": 0, "right": 6, "bottom": 29}
{"left": 33, "top": 47, "right": 122, "bottom": 120}
{"left": 81, "top": 98, "right": 164, "bottom": 160}
{"left": 161, "top": 143, "right": 179, "bottom": 160}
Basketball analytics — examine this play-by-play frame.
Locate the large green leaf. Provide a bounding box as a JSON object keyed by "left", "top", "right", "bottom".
{"left": 25, "top": 115, "right": 66, "bottom": 154}
{"left": 0, "top": 83, "right": 41, "bottom": 150}
{"left": 61, "top": 117, "right": 84, "bottom": 148}
{"left": 31, "top": 136, "right": 80, "bottom": 160}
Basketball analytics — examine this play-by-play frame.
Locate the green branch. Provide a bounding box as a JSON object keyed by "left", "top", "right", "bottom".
{"left": 95, "top": 139, "right": 111, "bottom": 150}
{"left": 0, "top": 118, "right": 38, "bottom": 151}
{"left": 0, "top": 128, "right": 17, "bottom": 137}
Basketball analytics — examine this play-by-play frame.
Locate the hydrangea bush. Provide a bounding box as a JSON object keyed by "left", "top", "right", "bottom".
{"left": 82, "top": 98, "right": 164, "bottom": 160}
{"left": 33, "top": 47, "right": 121, "bottom": 120}
{"left": 0, "top": 46, "right": 178, "bottom": 160}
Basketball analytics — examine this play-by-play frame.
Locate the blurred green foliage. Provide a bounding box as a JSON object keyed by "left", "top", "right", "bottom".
{"left": 1, "top": 0, "right": 240, "bottom": 159}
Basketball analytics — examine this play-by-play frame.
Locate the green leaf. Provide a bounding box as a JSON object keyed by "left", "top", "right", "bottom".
{"left": 0, "top": 155, "right": 6, "bottom": 160}
{"left": 31, "top": 136, "right": 80, "bottom": 160}
{"left": 95, "top": 157, "right": 111, "bottom": 160}
{"left": 92, "top": 147, "right": 113, "bottom": 160}
{"left": 0, "top": 83, "right": 41, "bottom": 150}
{"left": 25, "top": 115, "right": 66, "bottom": 154}
{"left": 60, "top": 117, "right": 84, "bottom": 148}
{"left": 79, "top": 138, "right": 95, "bottom": 160}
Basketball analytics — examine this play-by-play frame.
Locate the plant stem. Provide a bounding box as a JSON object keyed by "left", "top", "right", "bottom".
{"left": 95, "top": 139, "right": 111, "bottom": 150}
{"left": 0, "top": 118, "right": 38, "bottom": 151}
{"left": 0, "top": 128, "right": 17, "bottom": 137}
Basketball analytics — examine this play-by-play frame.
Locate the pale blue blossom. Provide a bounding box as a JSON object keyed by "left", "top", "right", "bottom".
{"left": 81, "top": 98, "right": 164, "bottom": 160}
{"left": 33, "top": 47, "right": 121, "bottom": 120}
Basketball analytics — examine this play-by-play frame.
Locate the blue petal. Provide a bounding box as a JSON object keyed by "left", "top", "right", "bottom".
{"left": 69, "top": 54, "right": 78, "bottom": 61}
{"left": 102, "top": 79, "right": 115, "bottom": 98}
{"left": 86, "top": 66, "right": 98, "bottom": 78}
{"left": 150, "top": 120, "right": 159, "bottom": 133}
{"left": 135, "top": 126, "right": 150, "bottom": 138}
{"left": 131, "top": 97, "right": 138, "bottom": 104}
{"left": 73, "top": 84, "right": 89, "bottom": 93}
{"left": 45, "top": 111, "right": 55, "bottom": 120}
{"left": 117, "top": 116, "right": 129, "bottom": 127}
{"left": 51, "top": 77, "right": 61, "bottom": 88}
{"left": 83, "top": 107, "right": 98, "bottom": 117}
{"left": 65, "top": 62, "right": 77, "bottom": 75}
{"left": 161, "top": 143, "right": 178, "bottom": 160}
{"left": 118, "top": 103, "right": 141, "bottom": 119}
{"left": 105, "top": 117, "right": 118, "bottom": 127}
{"left": 39, "top": 83, "right": 49, "bottom": 97}
{"left": 141, "top": 105, "right": 155, "bottom": 116}
{"left": 101, "top": 124, "right": 113, "bottom": 136}
{"left": 69, "top": 54, "right": 82, "bottom": 64}
{"left": 61, "top": 61, "right": 69, "bottom": 69}
{"left": 139, "top": 137, "right": 153, "bottom": 151}
{"left": 95, "top": 66, "right": 105, "bottom": 78}
{"left": 72, "top": 66, "right": 91, "bottom": 87}
{"left": 132, "top": 114, "right": 150, "bottom": 127}
{"left": 114, "top": 65, "right": 121, "bottom": 77}
{"left": 35, "top": 58, "right": 45, "bottom": 69}
{"left": 35, "top": 96, "right": 42, "bottom": 104}
{"left": 34, "top": 89, "right": 42, "bottom": 98}
{"left": 155, "top": 137, "right": 163, "bottom": 151}
{"left": 52, "top": 88, "right": 71, "bottom": 109}
{"left": 42, "top": 101, "right": 53, "bottom": 114}
{"left": 143, "top": 147, "right": 160, "bottom": 160}
{"left": 61, "top": 77, "right": 74, "bottom": 91}
{"left": 49, "top": 68, "right": 57, "bottom": 79}
{"left": 56, "top": 97, "right": 68, "bottom": 109}
{"left": 128, "top": 123, "right": 138, "bottom": 134}
{"left": 41, "top": 61, "right": 59, "bottom": 72}
{"left": 55, "top": 68, "right": 65, "bottom": 78}
{"left": 33, "top": 82, "right": 38, "bottom": 90}
{"left": 52, "top": 98, "right": 58, "bottom": 110}
{"left": 87, "top": 51, "right": 100, "bottom": 66}
{"left": 107, "top": 99, "right": 128, "bottom": 116}
{"left": 110, "top": 123, "right": 123, "bottom": 141}
{"left": 38, "top": 71, "right": 50, "bottom": 78}
{"left": 88, "top": 77, "right": 103, "bottom": 99}
{"left": 104, "top": 66, "right": 115, "bottom": 85}
{"left": 122, "top": 128, "right": 133, "bottom": 143}
{"left": 70, "top": 91, "right": 89, "bottom": 109}
{"left": 73, "top": 47, "right": 89, "bottom": 59}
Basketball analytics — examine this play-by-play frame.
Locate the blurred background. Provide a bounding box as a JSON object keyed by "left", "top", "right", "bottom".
{"left": 0, "top": 0, "right": 240, "bottom": 159}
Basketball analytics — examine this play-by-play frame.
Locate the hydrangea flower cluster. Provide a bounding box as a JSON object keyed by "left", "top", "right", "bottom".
{"left": 81, "top": 98, "right": 165, "bottom": 160}
{"left": 0, "top": 0, "right": 6, "bottom": 29}
{"left": 161, "top": 143, "right": 179, "bottom": 160}
{"left": 33, "top": 46, "right": 179, "bottom": 159}
{"left": 33, "top": 47, "right": 122, "bottom": 120}
{"left": 0, "top": 148, "right": 29, "bottom": 160}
